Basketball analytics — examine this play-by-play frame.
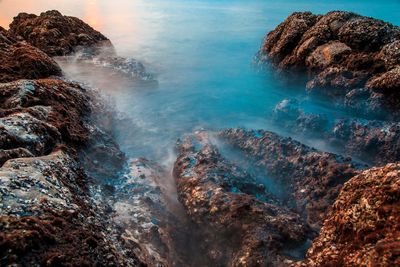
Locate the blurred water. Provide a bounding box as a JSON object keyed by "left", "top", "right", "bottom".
{"left": 1, "top": 0, "right": 399, "bottom": 161}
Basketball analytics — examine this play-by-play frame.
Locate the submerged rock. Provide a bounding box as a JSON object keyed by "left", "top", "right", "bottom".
{"left": 0, "top": 27, "right": 62, "bottom": 82}
{"left": 9, "top": 10, "right": 112, "bottom": 56}
{"left": 174, "top": 131, "right": 311, "bottom": 266}
{"left": 297, "top": 163, "right": 400, "bottom": 266}
{"left": 272, "top": 99, "right": 400, "bottom": 165}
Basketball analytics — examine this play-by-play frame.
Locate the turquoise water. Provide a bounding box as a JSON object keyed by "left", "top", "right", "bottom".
{"left": 1, "top": 1, "right": 399, "bottom": 264}
{"left": 2, "top": 0, "right": 399, "bottom": 161}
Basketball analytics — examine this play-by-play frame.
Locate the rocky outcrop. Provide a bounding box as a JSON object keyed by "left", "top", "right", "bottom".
{"left": 259, "top": 11, "right": 400, "bottom": 115}
{"left": 174, "top": 131, "right": 311, "bottom": 266}
{"left": 0, "top": 150, "right": 138, "bottom": 266}
{"left": 4, "top": 10, "right": 153, "bottom": 81}
{"left": 0, "top": 79, "right": 145, "bottom": 266}
{"left": 9, "top": 10, "right": 112, "bottom": 56}
{"left": 219, "top": 128, "right": 361, "bottom": 229}
{"left": 0, "top": 79, "right": 91, "bottom": 152}
{"left": 272, "top": 99, "right": 400, "bottom": 165}
{"left": 297, "top": 163, "right": 400, "bottom": 266}
{"left": 0, "top": 10, "right": 154, "bottom": 266}
{"left": 0, "top": 27, "right": 61, "bottom": 83}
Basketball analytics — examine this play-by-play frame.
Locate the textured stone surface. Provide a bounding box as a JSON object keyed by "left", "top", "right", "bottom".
{"left": 272, "top": 99, "right": 400, "bottom": 165}
{"left": 0, "top": 79, "right": 145, "bottom": 266}
{"left": 0, "top": 28, "right": 62, "bottom": 83}
{"left": 173, "top": 131, "right": 311, "bottom": 266}
{"left": 219, "top": 128, "right": 361, "bottom": 229}
{"left": 259, "top": 11, "right": 400, "bottom": 114}
{"left": 297, "top": 163, "right": 400, "bottom": 266}
{"left": 9, "top": 10, "right": 112, "bottom": 56}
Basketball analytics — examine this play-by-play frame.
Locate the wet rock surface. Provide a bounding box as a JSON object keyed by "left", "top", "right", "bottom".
{"left": 6, "top": 10, "right": 153, "bottom": 81}
{"left": 272, "top": 99, "right": 400, "bottom": 165}
{"left": 259, "top": 11, "right": 400, "bottom": 115}
{"left": 297, "top": 163, "right": 400, "bottom": 266}
{"left": 219, "top": 128, "right": 361, "bottom": 230}
{"left": 9, "top": 10, "right": 112, "bottom": 57}
{"left": 174, "top": 131, "right": 312, "bottom": 266}
{"left": 1, "top": 8, "right": 399, "bottom": 267}
{"left": 0, "top": 79, "right": 146, "bottom": 266}
{"left": 0, "top": 150, "right": 137, "bottom": 266}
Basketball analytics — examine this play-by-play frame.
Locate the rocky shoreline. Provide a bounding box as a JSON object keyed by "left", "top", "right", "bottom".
{"left": 0, "top": 9, "right": 399, "bottom": 267}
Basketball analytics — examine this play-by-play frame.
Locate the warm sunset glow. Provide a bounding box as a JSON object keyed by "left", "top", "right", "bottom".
{"left": 84, "top": 0, "right": 102, "bottom": 28}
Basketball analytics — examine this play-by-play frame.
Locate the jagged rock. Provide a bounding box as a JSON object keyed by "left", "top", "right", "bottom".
{"left": 0, "top": 112, "right": 61, "bottom": 158}
{"left": 174, "top": 131, "right": 311, "bottom": 266}
{"left": 332, "top": 119, "right": 400, "bottom": 165}
{"left": 259, "top": 11, "right": 400, "bottom": 113}
{"left": 306, "top": 41, "right": 351, "bottom": 70}
{"left": 219, "top": 128, "right": 361, "bottom": 229}
{"left": 366, "top": 66, "right": 400, "bottom": 94}
{"left": 306, "top": 66, "right": 369, "bottom": 93}
{"left": 0, "top": 28, "right": 62, "bottom": 82}
{"left": 272, "top": 99, "right": 400, "bottom": 165}
{"left": 296, "top": 163, "right": 400, "bottom": 266}
{"left": 338, "top": 16, "right": 400, "bottom": 51}
{"left": 0, "top": 78, "right": 147, "bottom": 266}
{"left": 379, "top": 40, "right": 400, "bottom": 68}
{"left": 0, "top": 149, "right": 141, "bottom": 266}
{"left": 0, "top": 79, "right": 91, "bottom": 148}
{"left": 9, "top": 10, "right": 112, "bottom": 56}
{"left": 261, "top": 12, "right": 319, "bottom": 67}
{"left": 344, "top": 88, "right": 388, "bottom": 118}
{"left": 0, "top": 147, "right": 33, "bottom": 166}
{"left": 273, "top": 99, "right": 329, "bottom": 133}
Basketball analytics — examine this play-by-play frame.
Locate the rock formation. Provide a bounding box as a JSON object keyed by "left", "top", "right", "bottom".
{"left": 9, "top": 10, "right": 112, "bottom": 56}
{"left": 259, "top": 11, "right": 400, "bottom": 116}
{"left": 219, "top": 128, "right": 361, "bottom": 229}
{"left": 1, "top": 7, "right": 399, "bottom": 267}
{"left": 174, "top": 131, "right": 312, "bottom": 266}
{"left": 272, "top": 99, "right": 400, "bottom": 165}
{"left": 297, "top": 163, "right": 400, "bottom": 266}
{"left": 0, "top": 27, "right": 61, "bottom": 83}
{"left": 0, "top": 79, "right": 145, "bottom": 266}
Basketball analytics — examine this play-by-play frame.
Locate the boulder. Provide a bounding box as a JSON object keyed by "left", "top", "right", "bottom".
{"left": 306, "top": 41, "right": 351, "bottom": 70}
{"left": 366, "top": 66, "right": 400, "bottom": 94}
{"left": 297, "top": 163, "right": 400, "bottom": 266}
{"left": 272, "top": 99, "right": 400, "bottom": 165}
{"left": 9, "top": 10, "right": 112, "bottom": 56}
{"left": 259, "top": 11, "right": 400, "bottom": 113}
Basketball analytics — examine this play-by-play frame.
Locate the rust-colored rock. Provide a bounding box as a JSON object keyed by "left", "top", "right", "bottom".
{"left": 9, "top": 10, "right": 112, "bottom": 56}
{"left": 366, "top": 66, "right": 400, "bottom": 94}
{"left": 272, "top": 99, "right": 400, "bottom": 165}
{"left": 0, "top": 78, "right": 146, "bottom": 266}
{"left": 297, "top": 163, "right": 400, "bottom": 266}
{"left": 0, "top": 27, "right": 62, "bottom": 83}
{"left": 259, "top": 11, "right": 400, "bottom": 113}
{"left": 173, "top": 132, "right": 311, "bottom": 266}
{"left": 0, "top": 79, "right": 91, "bottom": 151}
{"left": 219, "top": 128, "right": 361, "bottom": 230}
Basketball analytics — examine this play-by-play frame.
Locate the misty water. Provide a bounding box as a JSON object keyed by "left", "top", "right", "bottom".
{"left": 1, "top": 0, "right": 399, "bottom": 264}
{"left": 2, "top": 0, "right": 399, "bottom": 163}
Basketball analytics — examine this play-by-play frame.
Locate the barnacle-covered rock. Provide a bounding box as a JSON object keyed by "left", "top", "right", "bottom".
{"left": 297, "top": 163, "right": 400, "bottom": 266}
